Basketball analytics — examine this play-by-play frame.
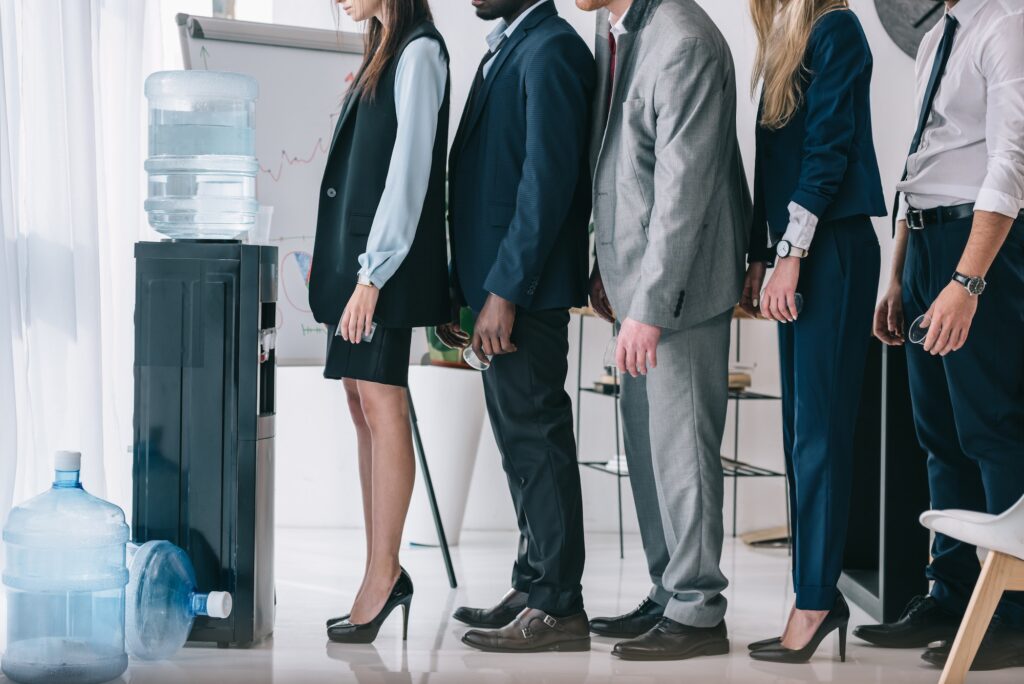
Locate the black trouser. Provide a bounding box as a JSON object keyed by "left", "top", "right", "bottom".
{"left": 481, "top": 308, "right": 585, "bottom": 616}
{"left": 778, "top": 215, "right": 880, "bottom": 610}
{"left": 902, "top": 214, "right": 1024, "bottom": 628}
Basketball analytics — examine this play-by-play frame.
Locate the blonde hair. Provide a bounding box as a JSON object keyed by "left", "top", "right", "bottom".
{"left": 750, "top": 0, "right": 848, "bottom": 129}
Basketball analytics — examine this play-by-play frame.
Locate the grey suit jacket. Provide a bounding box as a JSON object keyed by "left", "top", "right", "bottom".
{"left": 591, "top": 0, "right": 751, "bottom": 330}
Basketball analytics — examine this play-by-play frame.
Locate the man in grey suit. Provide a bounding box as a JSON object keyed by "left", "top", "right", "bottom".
{"left": 576, "top": 0, "right": 750, "bottom": 661}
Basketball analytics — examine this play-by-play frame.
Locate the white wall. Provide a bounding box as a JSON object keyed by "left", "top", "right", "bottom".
{"left": 264, "top": 0, "right": 918, "bottom": 536}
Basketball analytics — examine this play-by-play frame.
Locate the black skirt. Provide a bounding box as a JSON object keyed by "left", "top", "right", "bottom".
{"left": 324, "top": 324, "right": 412, "bottom": 387}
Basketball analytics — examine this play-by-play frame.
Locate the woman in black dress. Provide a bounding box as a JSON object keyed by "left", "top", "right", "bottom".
{"left": 307, "top": 0, "right": 450, "bottom": 644}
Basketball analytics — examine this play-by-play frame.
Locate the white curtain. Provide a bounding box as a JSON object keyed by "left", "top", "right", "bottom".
{"left": 0, "top": 0, "right": 163, "bottom": 521}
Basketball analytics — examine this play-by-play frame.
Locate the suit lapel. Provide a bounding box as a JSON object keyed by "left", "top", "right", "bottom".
{"left": 590, "top": 14, "right": 612, "bottom": 172}
{"left": 594, "top": 29, "right": 640, "bottom": 180}
{"left": 452, "top": 2, "right": 557, "bottom": 162}
{"left": 328, "top": 65, "right": 366, "bottom": 158}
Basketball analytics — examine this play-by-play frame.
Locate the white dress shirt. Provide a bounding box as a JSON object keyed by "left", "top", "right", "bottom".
{"left": 482, "top": 0, "right": 551, "bottom": 78}
{"left": 897, "top": 0, "right": 1024, "bottom": 220}
{"left": 357, "top": 38, "right": 447, "bottom": 288}
{"left": 610, "top": 3, "right": 631, "bottom": 39}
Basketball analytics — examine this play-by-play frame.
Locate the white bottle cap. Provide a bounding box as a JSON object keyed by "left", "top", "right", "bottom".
{"left": 206, "top": 591, "right": 233, "bottom": 619}
{"left": 55, "top": 450, "right": 82, "bottom": 472}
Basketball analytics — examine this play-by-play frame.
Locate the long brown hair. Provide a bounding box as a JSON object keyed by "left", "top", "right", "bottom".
{"left": 352, "top": 0, "right": 433, "bottom": 101}
{"left": 750, "top": 0, "right": 848, "bottom": 129}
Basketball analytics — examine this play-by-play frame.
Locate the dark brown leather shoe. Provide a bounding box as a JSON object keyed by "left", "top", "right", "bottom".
{"left": 461, "top": 608, "right": 591, "bottom": 653}
{"left": 612, "top": 618, "right": 730, "bottom": 661}
{"left": 452, "top": 589, "right": 529, "bottom": 629}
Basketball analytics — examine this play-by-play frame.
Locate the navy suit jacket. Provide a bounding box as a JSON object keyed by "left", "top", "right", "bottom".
{"left": 749, "top": 9, "right": 886, "bottom": 263}
{"left": 448, "top": 2, "right": 595, "bottom": 312}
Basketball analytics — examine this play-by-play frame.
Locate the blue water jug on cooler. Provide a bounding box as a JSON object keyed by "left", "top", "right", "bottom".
{"left": 2, "top": 452, "right": 129, "bottom": 684}
{"left": 125, "top": 541, "right": 232, "bottom": 661}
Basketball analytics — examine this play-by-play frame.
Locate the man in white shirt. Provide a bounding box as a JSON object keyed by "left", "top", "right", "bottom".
{"left": 863, "top": 0, "right": 1024, "bottom": 671}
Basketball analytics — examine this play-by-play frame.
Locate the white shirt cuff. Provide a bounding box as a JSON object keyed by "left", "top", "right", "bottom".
{"left": 897, "top": 194, "right": 909, "bottom": 222}
{"left": 781, "top": 202, "right": 819, "bottom": 252}
{"left": 975, "top": 187, "right": 1023, "bottom": 220}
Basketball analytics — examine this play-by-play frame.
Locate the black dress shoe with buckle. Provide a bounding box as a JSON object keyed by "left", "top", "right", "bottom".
{"left": 853, "top": 595, "right": 961, "bottom": 648}
{"left": 461, "top": 608, "right": 591, "bottom": 653}
{"left": 452, "top": 589, "right": 529, "bottom": 629}
{"left": 612, "top": 618, "right": 730, "bottom": 661}
{"left": 590, "top": 598, "right": 664, "bottom": 638}
{"left": 921, "top": 622, "right": 1024, "bottom": 671}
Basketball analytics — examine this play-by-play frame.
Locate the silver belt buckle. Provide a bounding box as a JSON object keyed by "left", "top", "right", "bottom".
{"left": 906, "top": 209, "right": 925, "bottom": 230}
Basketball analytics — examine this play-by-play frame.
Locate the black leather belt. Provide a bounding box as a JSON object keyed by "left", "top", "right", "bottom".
{"left": 905, "top": 203, "right": 976, "bottom": 230}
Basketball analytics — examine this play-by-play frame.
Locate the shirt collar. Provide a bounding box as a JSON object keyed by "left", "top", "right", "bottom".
{"left": 947, "top": 0, "right": 985, "bottom": 29}
{"left": 486, "top": 0, "right": 551, "bottom": 52}
{"left": 610, "top": 3, "right": 633, "bottom": 39}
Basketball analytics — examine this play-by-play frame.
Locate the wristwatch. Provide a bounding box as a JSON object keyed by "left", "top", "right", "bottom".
{"left": 952, "top": 271, "right": 986, "bottom": 296}
{"left": 775, "top": 240, "right": 808, "bottom": 259}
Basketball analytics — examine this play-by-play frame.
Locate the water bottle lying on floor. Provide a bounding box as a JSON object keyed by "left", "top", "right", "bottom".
{"left": 125, "top": 540, "right": 233, "bottom": 661}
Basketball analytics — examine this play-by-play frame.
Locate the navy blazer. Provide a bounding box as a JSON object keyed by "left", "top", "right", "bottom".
{"left": 448, "top": 2, "right": 595, "bottom": 312}
{"left": 749, "top": 9, "right": 886, "bottom": 263}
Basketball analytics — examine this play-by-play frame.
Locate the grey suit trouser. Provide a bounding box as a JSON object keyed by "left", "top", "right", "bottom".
{"left": 619, "top": 308, "right": 731, "bottom": 628}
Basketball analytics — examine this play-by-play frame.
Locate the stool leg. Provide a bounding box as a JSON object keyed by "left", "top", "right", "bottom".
{"left": 939, "top": 551, "right": 1014, "bottom": 684}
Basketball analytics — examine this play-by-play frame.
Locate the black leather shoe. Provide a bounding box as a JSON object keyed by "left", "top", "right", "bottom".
{"left": 590, "top": 598, "right": 664, "bottom": 638}
{"left": 921, "top": 622, "right": 1024, "bottom": 671}
{"left": 853, "top": 595, "right": 961, "bottom": 648}
{"left": 749, "top": 594, "right": 850, "bottom": 664}
{"left": 327, "top": 568, "right": 413, "bottom": 644}
{"left": 612, "top": 618, "right": 729, "bottom": 661}
{"left": 453, "top": 589, "right": 529, "bottom": 629}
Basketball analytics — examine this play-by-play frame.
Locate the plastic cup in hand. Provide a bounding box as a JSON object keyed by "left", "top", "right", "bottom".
{"left": 603, "top": 336, "right": 619, "bottom": 370}
{"left": 793, "top": 293, "right": 804, "bottom": 315}
{"left": 463, "top": 346, "right": 493, "bottom": 371}
{"left": 908, "top": 314, "right": 931, "bottom": 345}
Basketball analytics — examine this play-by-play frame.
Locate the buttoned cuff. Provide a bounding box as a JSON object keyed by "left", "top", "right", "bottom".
{"left": 975, "top": 187, "right": 1023, "bottom": 220}
{"left": 781, "top": 202, "right": 818, "bottom": 252}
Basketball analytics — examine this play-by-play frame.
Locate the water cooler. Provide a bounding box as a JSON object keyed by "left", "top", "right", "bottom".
{"left": 132, "top": 240, "right": 277, "bottom": 648}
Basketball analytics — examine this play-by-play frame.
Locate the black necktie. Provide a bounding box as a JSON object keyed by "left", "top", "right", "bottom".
{"left": 892, "top": 15, "right": 959, "bottom": 232}
{"left": 453, "top": 38, "right": 506, "bottom": 160}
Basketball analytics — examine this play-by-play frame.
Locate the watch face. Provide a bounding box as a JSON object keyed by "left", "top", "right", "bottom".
{"left": 875, "top": 0, "right": 945, "bottom": 58}
{"left": 777, "top": 241, "right": 790, "bottom": 257}
{"left": 968, "top": 277, "right": 985, "bottom": 295}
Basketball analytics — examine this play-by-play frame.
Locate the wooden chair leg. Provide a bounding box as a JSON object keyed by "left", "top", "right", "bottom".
{"left": 938, "top": 551, "right": 1014, "bottom": 684}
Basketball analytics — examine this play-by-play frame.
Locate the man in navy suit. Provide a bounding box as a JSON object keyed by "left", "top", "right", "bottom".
{"left": 437, "top": 0, "right": 595, "bottom": 654}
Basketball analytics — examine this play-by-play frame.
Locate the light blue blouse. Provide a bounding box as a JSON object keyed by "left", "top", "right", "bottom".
{"left": 357, "top": 37, "right": 448, "bottom": 289}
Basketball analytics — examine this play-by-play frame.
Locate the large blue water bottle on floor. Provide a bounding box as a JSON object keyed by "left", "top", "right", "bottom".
{"left": 125, "top": 541, "right": 232, "bottom": 660}
{"left": 2, "top": 451, "right": 129, "bottom": 684}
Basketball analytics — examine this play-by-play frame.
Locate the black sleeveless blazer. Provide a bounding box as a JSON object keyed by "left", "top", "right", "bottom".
{"left": 309, "top": 21, "right": 451, "bottom": 329}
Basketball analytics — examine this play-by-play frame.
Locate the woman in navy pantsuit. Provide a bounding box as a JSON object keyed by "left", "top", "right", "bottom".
{"left": 741, "top": 0, "right": 885, "bottom": 664}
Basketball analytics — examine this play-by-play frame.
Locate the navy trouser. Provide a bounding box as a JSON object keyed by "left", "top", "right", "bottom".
{"left": 902, "top": 214, "right": 1024, "bottom": 628}
{"left": 778, "top": 215, "right": 880, "bottom": 610}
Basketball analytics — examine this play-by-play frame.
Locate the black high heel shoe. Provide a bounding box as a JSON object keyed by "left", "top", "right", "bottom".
{"left": 749, "top": 594, "right": 850, "bottom": 664}
{"left": 327, "top": 568, "right": 413, "bottom": 644}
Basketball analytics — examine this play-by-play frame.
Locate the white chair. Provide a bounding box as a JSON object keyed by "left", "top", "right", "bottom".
{"left": 919, "top": 493, "right": 1024, "bottom": 684}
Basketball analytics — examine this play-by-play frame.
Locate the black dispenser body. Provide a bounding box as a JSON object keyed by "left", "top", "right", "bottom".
{"left": 132, "top": 241, "right": 277, "bottom": 647}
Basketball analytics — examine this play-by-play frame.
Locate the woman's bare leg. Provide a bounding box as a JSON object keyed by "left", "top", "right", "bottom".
{"left": 343, "top": 378, "right": 374, "bottom": 609}
{"left": 348, "top": 380, "right": 415, "bottom": 624}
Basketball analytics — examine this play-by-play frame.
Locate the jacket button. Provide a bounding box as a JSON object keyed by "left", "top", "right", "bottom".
{"left": 326, "top": 188, "right": 336, "bottom": 198}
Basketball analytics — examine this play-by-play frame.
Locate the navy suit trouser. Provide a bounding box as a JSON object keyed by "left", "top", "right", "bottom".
{"left": 778, "top": 215, "right": 880, "bottom": 610}
{"left": 902, "top": 215, "right": 1024, "bottom": 628}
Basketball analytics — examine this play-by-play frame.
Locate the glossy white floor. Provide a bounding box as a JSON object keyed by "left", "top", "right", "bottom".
{"left": 2, "top": 528, "right": 1019, "bottom": 683}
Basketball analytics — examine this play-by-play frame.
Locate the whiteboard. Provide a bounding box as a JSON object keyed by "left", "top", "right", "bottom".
{"left": 178, "top": 14, "right": 363, "bottom": 365}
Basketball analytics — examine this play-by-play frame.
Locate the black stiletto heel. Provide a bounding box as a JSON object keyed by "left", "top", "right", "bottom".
{"left": 838, "top": 620, "right": 847, "bottom": 663}
{"left": 749, "top": 594, "right": 851, "bottom": 664}
{"left": 327, "top": 567, "right": 414, "bottom": 644}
